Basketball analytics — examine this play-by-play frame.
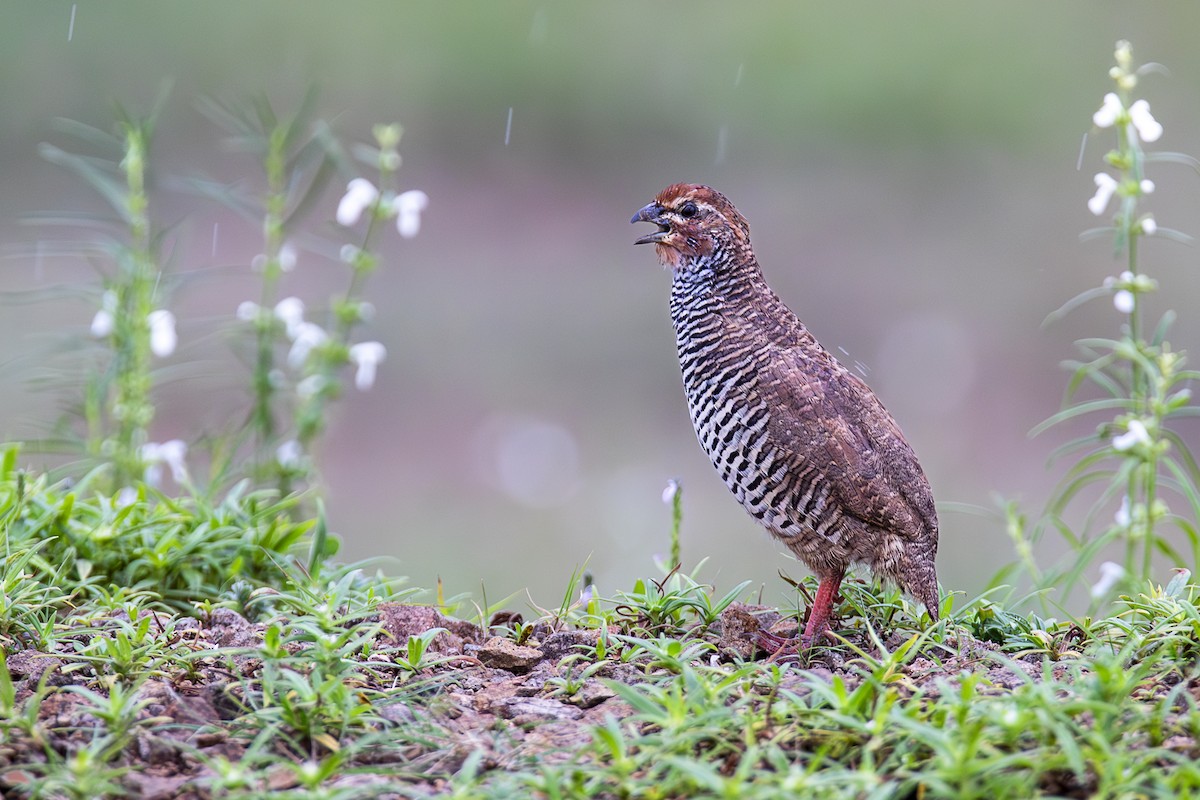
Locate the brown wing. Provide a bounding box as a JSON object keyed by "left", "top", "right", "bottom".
{"left": 758, "top": 340, "right": 936, "bottom": 543}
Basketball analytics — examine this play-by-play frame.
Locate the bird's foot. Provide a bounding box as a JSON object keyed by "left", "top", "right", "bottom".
{"left": 755, "top": 629, "right": 814, "bottom": 663}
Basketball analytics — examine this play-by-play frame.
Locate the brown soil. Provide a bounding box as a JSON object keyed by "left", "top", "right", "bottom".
{"left": 0, "top": 601, "right": 1071, "bottom": 799}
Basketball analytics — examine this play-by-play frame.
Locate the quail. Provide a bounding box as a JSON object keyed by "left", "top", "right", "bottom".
{"left": 631, "top": 183, "right": 939, "bottom": 649}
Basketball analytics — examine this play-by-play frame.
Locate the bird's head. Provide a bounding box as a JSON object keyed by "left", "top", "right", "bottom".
{"left": 631, "top": 183, "right": 751, "bottom": 272}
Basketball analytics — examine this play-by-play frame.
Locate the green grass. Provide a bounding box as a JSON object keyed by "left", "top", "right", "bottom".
{"left": 2, "top": 454, "right": 1199, "bottom": 799}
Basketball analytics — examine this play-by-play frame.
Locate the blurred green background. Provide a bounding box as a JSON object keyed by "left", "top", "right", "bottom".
{"left": 3, "top": 3, "right": 1199, "bottom": 607}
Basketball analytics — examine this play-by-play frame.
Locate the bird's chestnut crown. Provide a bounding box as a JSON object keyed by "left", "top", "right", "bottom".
{"left": 631, "top": 183, "right": 751, "bottom": 269}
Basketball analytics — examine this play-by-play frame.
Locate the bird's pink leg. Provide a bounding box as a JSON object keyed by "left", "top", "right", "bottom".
{"left": 756, "top": 571, "right": 845, "bottom": 659}
{"left": 800, "top": 572, "right": 844, "bottom": 649}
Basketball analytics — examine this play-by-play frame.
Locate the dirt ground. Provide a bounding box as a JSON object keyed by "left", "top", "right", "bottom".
{"left": 0, "top": 602, "right": 1083, "bottom": 799}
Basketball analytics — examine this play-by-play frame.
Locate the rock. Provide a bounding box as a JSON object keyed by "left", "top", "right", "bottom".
{"left": 376, "top": 604, "right": 481, "bottom": 654}
{"left": 5, "top": 649, "right": 62, "bottom": 687}
{"left": 204, "top": 609, "right": 262, "bottom": 649}
{"left": 562, "top": 680, "right": 616, "bottom": 709}
{"left": 716, "top": 603, "right": 779, "bottom": 660}
{"left": 488, "top": 696, "right": 583, "bottom": 723}
{"left": 476, "top": 637, "right": 543, "bottom": 673}
{"left": 378, "top": 702, "right": 415, "bottom": 725}
{"left": 539, "top": 629, "right": 603, "bottom": 662}
{"left": 120, "top": 772, "right": 192, "bottom": 800}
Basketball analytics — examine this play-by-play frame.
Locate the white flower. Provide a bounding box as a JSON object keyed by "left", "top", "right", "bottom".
{"left": 287, "top": 322, "right": 328, "bottom": 367}
{"left": 274, "top": 297, "right": 306, "bottom": 338}
{"left": 251, "top": 254, "right": 268, "bottom": 272}
{"left": 661, "top": 478, "right": 680, "bottom": 504}
{"left": 1140, "top": 179, "right": 1155, "bottom": 194}
{"left": 1141, "top": 216, "right": 1157, "bottom": 235}
{"left": 348, "top": 341, "right": 386, "bottom": 390}
{"left": 296, "top": 374, "right": 326, "bottom": 398}
{"left": 1113, "top": 290, "right": 1135, "bottom": 314}
{"left": 278, "top": 242, "right": 297, "bottom": 272}
{"left": 1115, "top": 496, "right": 1132, "bottom": 527}
{"left": 141, "top": 439, "right": 189, "bottom": 485}
{"left": 1093, "top": 92, "right": 1123, "bottom": 128}
{"left": 336, "top": 178, "right": 379, "bottom": 226}
{"left": 276, "top": 439, "right": 303, "bottom": 469}
{"left": 1120, "top": 270, "right": 1134, "bottom": 282}
{"left": 236, "top": 300, "right": 261, "bottom": 322}
{"left": 148, "top": 310, "right": 177, "bottom": 357}
{"left": 91, "top": 290, "right": 117, "bottom": 337}
{"left": 395, "top": 189, "right": 429, "bottom": 238}
{"left": 339, "top": 244, "right": 360, "bottom": 264}
{"left": 1128, "top": 99, "right": 1163, "bottom": 142}
{"left": 91, "top": 309, "right": 114, "bottom": 338}
{"left": 1088, "top": 173, "right": 1119, "bottom": 216}
{"left": 116, "top": 486, "right": 138, "bottom": 508}
{"left": 1112, "top": 418, "right": 1151, "bottom": 451}
{"left": 1090, "top": 561, "right": 1126, "bottom": 599}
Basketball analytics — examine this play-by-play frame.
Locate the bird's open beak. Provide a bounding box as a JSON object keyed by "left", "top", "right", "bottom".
{"left": 631, "top": 202, "right": 670, "bottom": 245}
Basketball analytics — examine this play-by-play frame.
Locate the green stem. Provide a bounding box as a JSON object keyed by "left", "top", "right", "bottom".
{"left": 111, "top": 122, "right": 157, "bottom": 488}
{"left": 252, "top": 125, "right": 289, "bottom": 476}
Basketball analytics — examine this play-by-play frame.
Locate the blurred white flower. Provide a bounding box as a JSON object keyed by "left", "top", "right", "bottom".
{"left": 116, "top": 486, "right": 138, "bottom": 508}
{"left": 251, "top": 254, "right": 268, "bottom": 272}
{"left": 395, "top": 189, "right": 429, "bottom": 238}
{"left": 236, "top": 300, "right": 261, "bottom": 322}
{"left": 278, "top": 242, "right": 298, "bottom": 272}
{"left": 1112, "top": 418, "right": 1151, "bottom": 451}
{"left": 276, "top": 439, "right": 303, "bottom": 469}
{"left": 336, "top": 178, "right": 379, "bottom": 226}
{"left": 148, "top": 310, "right": 177, "bottom": 357}
{"left": 1141, "top": 216, "right": 1157, "bottom": 235}
{"left": 1113, "top": 290, "right": 1135, "bottom": 314}
{"left": 91, "top": 309, "right": 114, "bottom": 338}
{"left": 1128, "top": 99, "right": 1163, "bottom": 142}
{"left": 141, "top": 439, "right": 189, "bottom": 485}
{"left": 91, "top": 290, "right": 117, "bottom": 337}
{"left": 662, "top": 478, "right": 680, "bottom": 504}
{"left": 1088, "top": 173, "right": 1119, "bottom": 215}
{"left": 1090, "top": 561, "right": 1126, "bottom": 599}
{"left": 348, "top": 341, "right": 387, "bottom": 390}
{"left": 1092, "top": 92, "right": 1123, "bottom": 128}
{"left": 1140, "top": 179, "right": 1155, "bottom": 194}
{"left": 274, "top": 297, "right": 306, "bottom": 338}
{"left": 296, "top": 374, "right": 326, "bottom": 398}
{"left": 339, "top": 244, "right": 360, "bottom": 263}
{"left": 1114, "top": 496, "right": 1132, "bottom": 527}
{"left": 288, "top": 322, "right": 328, "bottom": 367}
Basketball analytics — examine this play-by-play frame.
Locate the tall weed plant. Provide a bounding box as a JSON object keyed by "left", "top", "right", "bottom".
{"left": 27, "top": 94, "right": 426, "bottom": 519}
{"left": 1012, "top": 41, "right": 1200, "bottom": 610}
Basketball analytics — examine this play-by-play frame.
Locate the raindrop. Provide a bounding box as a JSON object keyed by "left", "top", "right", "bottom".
{"left": 211, "top": 222, "right": 219, "bottom": 260}
{"left": 734, "top": 63, "right": 744, "bottom": 88}
{"left": 715, "top": 125, "right": 728, "bottom": 165}
{"left": 68, "top": 4, "right": 76, "bottom": 41}
{"left": 837, "top": 346, "right": 849, "bottom": 356}
{"left": 505, "top": 107, "right": 514, "bottom": 146}
{"left": 854, "top": 360, "right": 870, "bottom": 376}
{"left": 528, "top": 8, "right": 549, "bottom": 45}
{"left": 1076, "top": 132, "right": 1088, "bottom": 171}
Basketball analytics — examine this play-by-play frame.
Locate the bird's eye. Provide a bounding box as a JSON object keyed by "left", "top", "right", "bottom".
{"left": 679, "top": 201, "right": 699, "bottom": 219}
